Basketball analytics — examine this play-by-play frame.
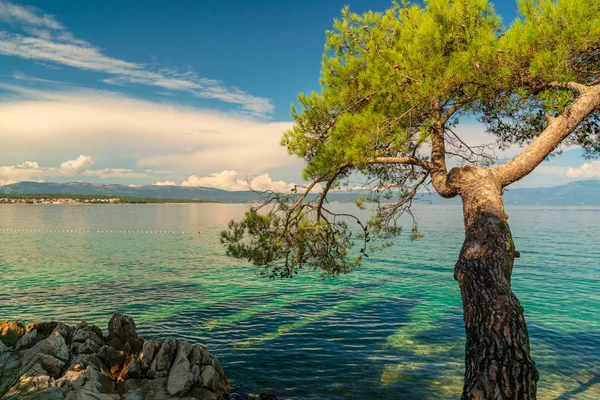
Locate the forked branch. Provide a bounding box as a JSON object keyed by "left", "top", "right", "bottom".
{"left": 494, "top": 83, "right": 600, "bottom": 187}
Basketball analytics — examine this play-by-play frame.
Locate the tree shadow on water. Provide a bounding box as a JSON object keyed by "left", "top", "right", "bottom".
{"left": 554, "top": 374, "right": 600, "bottom": 400}
{"left": 147, "top": 283, "right": 467, "bottom": 399}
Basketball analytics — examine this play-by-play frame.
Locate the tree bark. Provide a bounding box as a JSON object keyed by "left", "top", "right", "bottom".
{"left": 452, "top": 166, "right": 538, "bottom": 399}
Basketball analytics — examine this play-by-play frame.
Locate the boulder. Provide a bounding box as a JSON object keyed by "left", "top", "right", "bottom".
{"left": 0, "top": 320, "right": 26, "bottom": 347}
{"left": 73, "top": 321, "right": 104, "bottom": 341}
{"left": 22, "top": 331, "right": 69, "bottom": 368}
{"left": 15, "top": 329, "right": 38, "bottom": 350}
{"left": 70, "top": 390, "right": 121, "bottom": 400}
{"left": 4, "top": 313, "right": 238, "bottom": 400}
{"left": 72, "top": 326, "right": 105, "bottom": 346}
{"left": 123, "top": 378, "right": 197, "bottom": 400}
{"left": 108, "top": 313, "right": 143, "bottom": 354}
{"left": 167, "top": 340, "right": 193, "bottom": 395}
{"left": 25, "top": 322, "right": 62, "bottom": 342}
{"left": 122, "top": 355, "right": 143, "bottom": 380}
{"left": 198, "top": 364, "right": 229, "bottom": 395}
{"left": 12, "top": 362, "right": 55, "bottom": 393}
{"left": 190, "top": 386, "right": 220, "bottom": 400}
{"left": 147, "top": 338, "right": 176, "bottom": 378}
{"left": 139, "top": 339, "right": 160, "bottom": 370}
{"left": 65, "top": 353, "right": 103, "bottom": 373}
{"left": 38, "top": 354, "right": 65, "bottom": 378}
{"left": 71, "top": 339, "right": 102, "bottom": 355}
{"left": 55, "top": 369, "right": 88, "bottom": 389}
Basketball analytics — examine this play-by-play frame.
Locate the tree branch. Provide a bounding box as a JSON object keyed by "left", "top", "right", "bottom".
{"left": 429, "top": 104, "right": 459, "bottom": 198}
{"left": 548, "top": 81, "right": 590, "bottom": 94}
{"left": 493, "top": 84, "right": 600, "bottom": 187}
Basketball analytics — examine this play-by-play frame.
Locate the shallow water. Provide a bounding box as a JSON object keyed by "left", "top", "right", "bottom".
{"left": 0, "top": 204, "right": 598, "bottom": 399}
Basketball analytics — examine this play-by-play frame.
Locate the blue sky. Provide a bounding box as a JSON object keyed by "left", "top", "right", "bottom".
{"left": 0, "top": 0, "right": 597, "bottom": 190}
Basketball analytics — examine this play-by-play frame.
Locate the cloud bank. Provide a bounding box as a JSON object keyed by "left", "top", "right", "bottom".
{"left": 180, "top": 170, "right": 296, "bottom": 192}
{"left": 0, "top": 84, "right": 300, "bottom": 190}
{"left": 566, "top": 160, "right": 600, "bottom": 179}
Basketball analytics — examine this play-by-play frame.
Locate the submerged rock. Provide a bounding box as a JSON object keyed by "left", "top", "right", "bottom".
{"left": 2, "top": 313, "right": 232, "bottom": 400}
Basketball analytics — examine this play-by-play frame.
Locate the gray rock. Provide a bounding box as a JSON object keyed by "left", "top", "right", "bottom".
{"left": 55, "top": 369, "right": 88, "bottom": 389}
{"left": 81, "top": 365, "right": 115, "bottom": 394}
{"left": 98, "top": 345, "right": 117, "bottom": 365}
{"left": 38, "top": 354, "right": 65, "bottom": 378}
{"left": 191, "top": 364, "right": 201, "bottom": 385}
{"left": 25, "top": 322, "right": 60, "bottom": 343}
{"left": 51, "top": 323, "right": 71, "bottom": 341}
{"left": 65, "top": 353, "right": 102, "bottom": 373}
{"left": 139, "top": 339, "right": 159, "bottom": 370}
{"left": 167, "top": 341, "right": 193, "bottom": 395}
{"left": 72, "top": 328, "right": 104, "bottom": 346}
{"left": 123, "top": 378, "right": 197, "bottom": 400}
{"left": 191, "top": 386, "right": 219, "bottom": 400}
{"left": 71, "top": 338, "right": 101, "bottom": 355}
{"left": 108, "top": 313, "right": 143, "bottom": 354}
{"left": 6, "top": 315, "right": 233, "bottom": 400}
{"left": 199, "top": 364, "right": 230, "bottom": 395}
{"left": 73, "top": 321, "right": 103, "bottom": 340}
{"left": 122, "top": 355, "right": 142, "bottom": 380}
{"left": 13, "top": 363, "right": 55, "bottom": 393}
{"left": 15, "top": 329, "right": 38, "bottom": 350}
{"left": 0, "top": 320, "right": 26, "bottom": 346}
{"left": 147, "top": 338, "right": 176, "bottom": 378}
{"left": 200, "top": 365, "right": 218, "bottom": 391}
{"left": 22, "top": 331, "right": 69, "bottom": 368}
{"left": 189, "top": 344, "right": 211, "bottom": 366}
{"left": 71, "top": 390, "right": 121, "bottom": 400}
{"left": 26, "top": 386, "right": 65, "bottom": 400}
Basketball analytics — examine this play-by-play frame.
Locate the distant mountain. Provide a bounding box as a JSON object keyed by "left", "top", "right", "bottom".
{"left": 503, "top": 180, "right": 600, "bottom": 206}
{"left": 1, "top": 180, "right": 600, "bottom": 206}
{"left": 0, "top": 182, "right": 263, "bottom": 203}
{"left": 420, "top": 180, "right": 600, "bottom": 206}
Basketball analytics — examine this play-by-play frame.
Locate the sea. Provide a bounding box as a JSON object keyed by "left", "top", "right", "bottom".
{"left": 0, "top": 203, "right": 598, "bottom": 399}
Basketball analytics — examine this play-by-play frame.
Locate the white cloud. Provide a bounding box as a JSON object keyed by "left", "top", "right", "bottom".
{"left": 153, "top": 180, "right": 177, "bottom": 186}
{"left": 0, "top": 1, "right": 63, "bottom": 30}
{"left": 0, "top": 84, "right": 296, "bottom": 184}
{"left": 0, "top": 155, "right": 155, "bottom": 184}
{"left": 0, "top": 1, "right": 273, "bottom": 116}
{"left": 59, "top": 155, "right": 95, "bottom": 177}
{"left": 566, "top": 161, "right": 600, "bottom": 179}
{"left": 181, "top": 170, "right": 296, "bottom": 192}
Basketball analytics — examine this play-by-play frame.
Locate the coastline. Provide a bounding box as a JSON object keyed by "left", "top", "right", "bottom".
{"left": 0, "top": 313, "right": 277, "bottom": 400}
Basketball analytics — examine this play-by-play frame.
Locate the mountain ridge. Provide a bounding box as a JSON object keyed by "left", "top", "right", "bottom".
{"left": 1, "top": 180, "right": 600, "bottom": 206}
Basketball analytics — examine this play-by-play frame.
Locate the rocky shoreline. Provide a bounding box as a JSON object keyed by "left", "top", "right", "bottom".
{"left": 0, "top": 313, "right": 277, "bottom": 400}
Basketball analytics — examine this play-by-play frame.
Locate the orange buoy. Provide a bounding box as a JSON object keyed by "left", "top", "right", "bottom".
{"left": 197, "top": 230, "right": 201, "bottom": 235}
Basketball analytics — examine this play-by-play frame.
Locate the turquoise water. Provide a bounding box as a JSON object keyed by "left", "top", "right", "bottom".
{"left": 0, "top": 204, "right": 598, "bottom": 399}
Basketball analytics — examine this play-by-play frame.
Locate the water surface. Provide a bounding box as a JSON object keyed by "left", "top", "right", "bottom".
{"left": 0, "top": 204, "right": 598, "bottom": 399}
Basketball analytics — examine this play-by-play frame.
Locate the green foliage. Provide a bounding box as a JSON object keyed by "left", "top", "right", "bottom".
{"left": 220, "top": 200, "right": 362, "bottom": 279}
{"left": 282, "top": 0, "right": 503, "bottom": 180}
{"left": 223, "top": 0, "right": 600, "bottom": 278}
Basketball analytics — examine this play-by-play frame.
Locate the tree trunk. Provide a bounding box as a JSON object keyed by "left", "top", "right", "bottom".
{"left": 453, "top": 167, "right": 538, "bottom": 399}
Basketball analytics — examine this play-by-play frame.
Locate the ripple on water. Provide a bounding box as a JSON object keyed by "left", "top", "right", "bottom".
{"left": 0, "top": 204, "right": 598, "bottom": 399}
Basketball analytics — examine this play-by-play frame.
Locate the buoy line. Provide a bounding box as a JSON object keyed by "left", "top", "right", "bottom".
{"left": 0, "top": 229, "right": 188, "bottom": 235}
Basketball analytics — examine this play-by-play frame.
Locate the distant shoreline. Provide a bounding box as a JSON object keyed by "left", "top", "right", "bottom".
{"left": 0, "top": 194, "right": 220, "bottom": 205}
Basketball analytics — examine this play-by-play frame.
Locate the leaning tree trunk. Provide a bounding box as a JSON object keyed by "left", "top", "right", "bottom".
{"left": 452, "top": 167, "right": 538, "bottom": 399}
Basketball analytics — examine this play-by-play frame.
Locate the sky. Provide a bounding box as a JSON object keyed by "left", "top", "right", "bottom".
{"left": 0, "top": 0, "right": 598, "bottom": 191}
